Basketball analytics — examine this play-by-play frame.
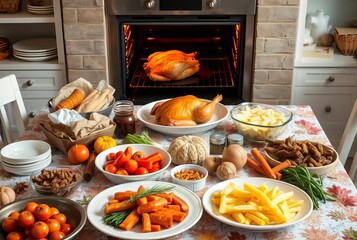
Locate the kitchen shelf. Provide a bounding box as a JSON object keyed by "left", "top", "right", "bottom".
{"left": 0, "top": 12, "right": 54, "bottom": 23}
{"left": 0, "top": 55, "right": 64, "bottom": 70}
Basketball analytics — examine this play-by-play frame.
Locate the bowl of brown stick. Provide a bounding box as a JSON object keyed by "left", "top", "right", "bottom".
{"left": 263, "top": 137, "right": 339, "bottom": 175}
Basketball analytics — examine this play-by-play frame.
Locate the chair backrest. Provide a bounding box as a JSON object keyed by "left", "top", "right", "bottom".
{"left": 0, "top": 74, "right": 28, "bottom": 147}
{"left": 337, "top": 97, "right": 357, "bottom": 181}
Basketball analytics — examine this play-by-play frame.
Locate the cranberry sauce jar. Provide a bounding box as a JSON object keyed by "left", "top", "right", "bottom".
{"left": 113, "top": 100, "right": 136, "bottom": 138}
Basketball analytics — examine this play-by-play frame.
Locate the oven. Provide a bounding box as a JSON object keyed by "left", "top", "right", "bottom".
{"left": 105, "top": 0, "right": 256, "bottom": 104}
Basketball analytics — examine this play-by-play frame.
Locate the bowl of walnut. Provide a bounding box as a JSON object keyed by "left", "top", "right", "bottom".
{"left": 263, "top": 137, "right": 339, "bottom": 175}
{"left": 30, "top": 166, "right": 83, "bottom": 196}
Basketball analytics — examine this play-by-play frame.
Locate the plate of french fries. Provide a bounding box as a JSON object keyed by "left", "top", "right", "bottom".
{"left": 202, "top": 177, "right": 313, "bottom": 231}
{"left": 87, "top": 181, "right": 203, "bottom": 239}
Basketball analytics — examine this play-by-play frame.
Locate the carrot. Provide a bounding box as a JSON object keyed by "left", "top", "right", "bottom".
{"left": 251, "top": 148, "right": 276, "bottom": 179}
{"left": 157, "top": 209, "right": 186, "bottom": 222}
{"left": 165, "top": 205, "right": 181, "bottom": 211}
{"left": 137, "top": 198, "right": 168, "bottom": 214}
{"left": 105, "top": 200, "right": 137, "bottom": 214}
{"left": 275, "top": 171, "right": 282, "bottom": 180}
{"left": 119, "top": 208, "right": 140, "bottom": 231}
{"left": 154, "top": 192, "right": 174, "bottom": 203}
{"left": 136, "top": 196, "right": 148, "bottom": 206}
{"left": 114, "top": 191, "right": 136, "bottom": 201}
{"left": 147, "top": 195, "right": 162, "bottom": 202}
{"left": 246, "top": 157, "right": 269, "bottom": 177}
{"left": 151, "top": 224, "right": 161, "bottom": 232}
{"left": 107, "top": 199, "right": 119, "bottom": 205}
{"left": 137, "top": 185, "right": 145, "bottom": 193}
{"left": 55, "top": 88, "right": 84, "bottom": 110}
{"left": 150, "top": 212, "right": 173, "bottom": 228}
{"left": 141, "top": 213, "right": 151, "bottom": 232}
{"left": 137, "top": 152, "right": 162, "bottom": 169}
{"left": 171, "top": 196, "right": 189, "bottom": 212}
{"left": 272, "top": 160, "right": 291, "bottom": 172}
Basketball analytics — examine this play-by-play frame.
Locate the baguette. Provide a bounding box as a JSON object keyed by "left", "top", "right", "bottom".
{"left": 81, "top": 88, "right": 110, "bottom": 112}
{"left": 81, "top": 89, "right": 99, "bottom": 103}
{"left": 76, "top": 91, "right": 100, "bottom": 113}
{"left": 55, "top": 88, "right": 84, "bottom": 110}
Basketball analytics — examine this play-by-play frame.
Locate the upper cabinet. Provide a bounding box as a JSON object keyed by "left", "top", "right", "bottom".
{"left": 294, "top": 0, "right": 357, "bottom": 67}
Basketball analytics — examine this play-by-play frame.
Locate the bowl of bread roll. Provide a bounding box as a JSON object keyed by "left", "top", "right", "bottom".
{"left": 49, "top": 78, "right": 115, "bottom": 118}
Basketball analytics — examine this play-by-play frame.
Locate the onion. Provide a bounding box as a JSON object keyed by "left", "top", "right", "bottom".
{"left": 222, "top": 144, "right": 247, "bottom": 170}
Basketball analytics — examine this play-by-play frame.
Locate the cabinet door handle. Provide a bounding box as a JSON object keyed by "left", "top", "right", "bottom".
{"left": 325, "top": 106, "right": 331, "bottom": 112}
{"left": 26, "top": 80, "right": 34, "bottom": 87}
{"left": 29, "top": 112, "right": 36, "bottom": 118}
{"left": 327, "top": 76, "right": 335, "bottom": 82}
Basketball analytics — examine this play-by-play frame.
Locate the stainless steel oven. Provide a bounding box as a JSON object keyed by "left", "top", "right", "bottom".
{"left": 105, "top": 0, "right": 256, "bottom": 104}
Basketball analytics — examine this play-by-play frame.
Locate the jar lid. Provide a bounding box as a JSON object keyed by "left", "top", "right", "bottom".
{"left": 210, "top": 133, "right": 226, "bottom": 145}
{"left": 227, "top": 133, "right": 244, "bottom": 145}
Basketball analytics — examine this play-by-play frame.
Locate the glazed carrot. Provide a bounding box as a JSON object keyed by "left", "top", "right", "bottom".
{"left": 157, "top": 209, "right": 186, "bottom": 222}
{"left": 136, "top": 196, "right": 148, "bottom": 206}
{"left": 150, "top": 212, "right": 173, "bottom": 228}
{"left": 105, "top": 200, "right": 137, "bottom": 214}
{"left": 114, "top": 190, "right": 136, "bottom": 201}
{"left": 246, "top": 157, "right": 269, "bottom": 178}
{"left": 172, "top": 196, "right": 189, "bottom": 212}
{"left": 119, "top": 208, "right": 140, "bottom": 231}
{"left": 272, "top": 160, "right": 291, "bottom": 173}
{"left": 275, "top": 171, "right": 282, "bottom": 180}
{"left": 137, "top": 198, "right": 168, "bottom": 214}
{"left": 151, "top": 224, "right": 161, "bottom": 232}
{"left": 142, "top": 152, "right": 162, "bottom": 163}
{"left": 154, "top": 192, "right": 174, "bottom": 203}
{"left": 147, "top": 195, "right": 162, "bottom": 202}
{"left": 137, "top": 185, "right": 145, "bottom": 193}
{"left": 141, "top": 213, "right": 151, "bottom": 232}
{"left": 251, "top": 148, "right": 276, "bottom": 179}
{"left": 165, "top": 205, "right": 181, "bottom": 211}
{"left": 107, "top": 199, "right": 119, "bottom": 205}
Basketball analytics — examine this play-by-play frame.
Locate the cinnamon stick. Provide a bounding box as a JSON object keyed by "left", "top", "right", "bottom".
{"left": 84, "top": 152, "right": 97, "bottom": 181}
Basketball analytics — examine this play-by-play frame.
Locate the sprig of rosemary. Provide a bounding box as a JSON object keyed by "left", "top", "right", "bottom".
{"left": 127, "top": 185, "right": 175, "bottom": 204}
{"left": 103, "top": 209, "right": 132, "bottom": 227}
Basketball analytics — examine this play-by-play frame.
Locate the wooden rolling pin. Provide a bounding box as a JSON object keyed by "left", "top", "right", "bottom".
{"left": 84, "top": 152, "right": 97, "bottom": 181}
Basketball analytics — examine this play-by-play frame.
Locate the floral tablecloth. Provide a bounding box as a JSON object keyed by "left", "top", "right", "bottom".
{"left": 1, "top": 105, "right": 357, "bottom": 240}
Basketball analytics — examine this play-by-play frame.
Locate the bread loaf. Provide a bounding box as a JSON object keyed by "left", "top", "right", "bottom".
{"left": 55, "top": 88, "right": 84, "bottom": 110}
{"left": 81, "top": 88, "right": 110, "bottom": 112}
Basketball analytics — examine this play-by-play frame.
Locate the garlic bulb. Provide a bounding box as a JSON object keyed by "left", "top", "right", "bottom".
{"left": 216, "top": 162, "right": 237, "bottom": 180}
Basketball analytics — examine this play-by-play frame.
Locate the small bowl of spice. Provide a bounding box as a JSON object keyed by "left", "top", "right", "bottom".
{"left": 30, "top": 166, "right": 83, "bottom": 197}
{"left": 171, "top": 164, "right": 208, "bottom": 192}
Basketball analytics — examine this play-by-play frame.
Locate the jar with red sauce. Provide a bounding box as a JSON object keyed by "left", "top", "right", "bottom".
{"left": 113, "top": 100, "right": 136, "bottom": 138}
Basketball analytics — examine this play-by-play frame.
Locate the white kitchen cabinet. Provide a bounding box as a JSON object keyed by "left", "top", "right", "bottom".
{"left": 0, "top": 0, "right": 66, "bottom": 124}
{"left": 292, "top": 0, "right": 357, "bottom": 154}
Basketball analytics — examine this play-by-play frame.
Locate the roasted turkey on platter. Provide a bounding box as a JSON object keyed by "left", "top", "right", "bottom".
{"left": 143, "top": 50, "right": 200, "bottom": 81}
{"left": 150, "top": 94, "right": 223, "bottom": 126}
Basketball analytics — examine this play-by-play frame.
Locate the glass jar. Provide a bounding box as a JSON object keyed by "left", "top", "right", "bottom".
{"left": 227, "top": 133, "right": 244, "bottom": 146}
{"left": 113, "top": 100, "right": 136, "bottom": 138}
{"left": 210, "top": 133, "right": 226, "bottom": 155}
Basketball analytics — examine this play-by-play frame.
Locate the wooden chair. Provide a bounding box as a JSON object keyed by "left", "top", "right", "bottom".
{"left": 337, "top": 98, "right": 357, "bottom": 185}
{"left": 0, "top": 74, "right": 28, "bottom": 148}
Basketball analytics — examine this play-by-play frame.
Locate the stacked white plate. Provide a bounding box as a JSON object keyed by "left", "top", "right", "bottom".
{"left": 13, "top": 38, "right": 57, "bottom": 62}
{"left": 27, "top": 0, "right": 54, "bottom": 14}
{"left": 0, "top": 140, "right": 52, "bottom": 176}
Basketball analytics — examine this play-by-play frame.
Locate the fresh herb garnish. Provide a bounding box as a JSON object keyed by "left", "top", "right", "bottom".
{"left": 281, "top": 166, "right": 335, "bottom": 209}
{"left": 103, "top": 209, "right": 132, "bottom": 227}
{"left": 127, "top": 185, "right": 175, "bottom": 204}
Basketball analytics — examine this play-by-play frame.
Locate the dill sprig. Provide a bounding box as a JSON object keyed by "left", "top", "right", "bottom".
{"left": 127, "top": 185, "right": 175, "bottom": 203}
{"left": 103, "top": 209, "right": 132, "bottom": 227}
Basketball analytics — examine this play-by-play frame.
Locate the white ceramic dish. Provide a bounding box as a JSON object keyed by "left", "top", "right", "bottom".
{"left": 1, "top": 140, "right": 51, "bottom": 162}
{"left": 2, "top": 154, "right": 51, "bottom": 168}
{"left": 13, "top": 38, "right": 57, "bottom": 53}
{"left": 14, "top": 54, "right": 57, "bottom": 62}
{"left": 2, "top": 156, "right": 51, "bottom": 175}
{"left": 137, "top": 99, "right": 229, "bottom": 136}
{"left": 87, "top": 181, "right": 203, "bottom": 240}
{"left": 202, "top": 177, "right": 313, "bottom": 232}
{"left": 95, "top": 144, "right": 171, "bottom": 184}
{"left": 171, "top": 164, "right": 208, "bottom": 192}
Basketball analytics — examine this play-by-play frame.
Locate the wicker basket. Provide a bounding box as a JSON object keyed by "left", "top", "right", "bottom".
{"left": 0, "top": 0, "right": 22, "bottom": 13}
{"left": 334, "top": 27, "right": 357, "bottom": 56}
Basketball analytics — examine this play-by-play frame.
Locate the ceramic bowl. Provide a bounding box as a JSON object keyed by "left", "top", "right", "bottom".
{"left": 1, "top": 155, "right": 52, "bottom": 176}
{"left": 0, "top": 196, "right": 86, "bottom": 239}
{"left": 230, "top": 103, "right": 293, "bottom": 141}
{"left": 95, "top": 144, "right": 171, "bottom": 184}
{"left": 264, "top": 142, "right": 339, "bottom": 175}
{"left": 30, "top": 166, "right": 83, "bottom": 196}
{"left": 171, "top": 164, "right": 208, "bottom": 192}
{"left": 0, "top": 140, "right": 51, "bottom": 163}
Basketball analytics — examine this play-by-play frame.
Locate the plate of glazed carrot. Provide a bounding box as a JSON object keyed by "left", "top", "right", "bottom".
{"left": 87, "top": 181, "right": 203, "bottom": 239}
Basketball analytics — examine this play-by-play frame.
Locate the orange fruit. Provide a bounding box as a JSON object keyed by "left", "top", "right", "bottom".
{"left": 67, "top": 144, "right": 89, "bottom": 164}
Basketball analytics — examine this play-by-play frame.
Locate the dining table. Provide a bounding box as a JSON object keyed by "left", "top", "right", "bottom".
{"left": 1, "top": 104, "right": 357, "bottom": 240}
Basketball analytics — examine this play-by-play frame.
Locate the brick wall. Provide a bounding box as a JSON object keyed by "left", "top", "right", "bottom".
{"left": 61, "top": 0, "right": 300, "bottom": 103}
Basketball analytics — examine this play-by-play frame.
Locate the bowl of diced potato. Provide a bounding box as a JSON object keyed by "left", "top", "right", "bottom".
{"left": 230, "top": 103, "right": 293, "bottom": 141}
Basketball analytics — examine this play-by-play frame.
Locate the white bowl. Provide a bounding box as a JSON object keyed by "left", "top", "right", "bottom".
{"left": 95, "top": 144, "right": 171, "bottom": 184}
{"left": 2, "top": 155, "right": 52, "bottom": 175}
{"left": 1, "top": 140, "right": 51, "bottom": 163}
{"left": 202, "top": 177, "right": 313, "bottom": 232}
{"left": 171, "top": 164, "right": 208, "bottom": 192}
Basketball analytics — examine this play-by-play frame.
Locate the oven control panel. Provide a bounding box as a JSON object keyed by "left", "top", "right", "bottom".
{"left": 106, "top": 0, "right": 256, "bottom": 15}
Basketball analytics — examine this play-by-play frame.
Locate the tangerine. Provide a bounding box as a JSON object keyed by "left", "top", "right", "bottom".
{"left": 67, "top": 144, "right": 89, "bottom": 164}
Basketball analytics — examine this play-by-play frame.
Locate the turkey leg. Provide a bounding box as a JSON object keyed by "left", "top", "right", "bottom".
{"left": 193, "top": 94, "right": 223, "bottom": 123}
